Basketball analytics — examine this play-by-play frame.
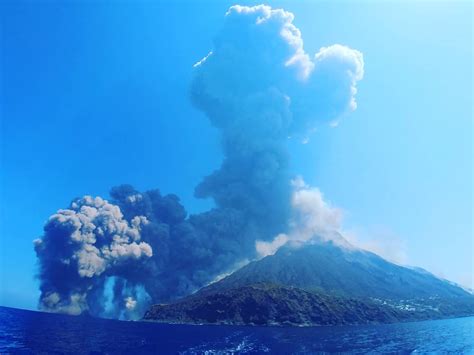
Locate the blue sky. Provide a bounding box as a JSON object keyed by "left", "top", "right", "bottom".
{"left": 1, "top": 0, "right": 472, "bottom": 310}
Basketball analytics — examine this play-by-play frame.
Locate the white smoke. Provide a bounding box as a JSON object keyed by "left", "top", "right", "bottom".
{"left": 125, "top": 296, "right": 137, "bottom": 311}
{"left": 256, "top": 234, "right": 289, "bottom": 258}
{"left": 256, "top": 177, "right": 344, "bottom": 257}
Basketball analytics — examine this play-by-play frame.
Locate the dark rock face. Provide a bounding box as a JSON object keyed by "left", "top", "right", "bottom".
{"left": 143, "top": 283, "right": 474, "bottom": 326}
{"left": 144, "top": 284, "right": 400, "bottom": 326}
{"left": 143, "top": 241, "right": 474, "bottom": 326}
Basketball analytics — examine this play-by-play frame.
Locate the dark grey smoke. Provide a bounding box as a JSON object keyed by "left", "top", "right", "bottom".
{"left": 34, "top": 5, "right": 363, "bottom": 319}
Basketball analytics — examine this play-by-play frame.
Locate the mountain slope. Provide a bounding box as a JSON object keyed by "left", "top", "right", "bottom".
{"left": 202, "top": 240, "right": 471, "bottom": 301}
{"left": 144, "top": 240, "right": 474, "bottom": 326}
{"left": 143, "top": 283, "right": 474, "bottom": 326}
{"left": 144, "top": 283, "right": 409, "bottom": 326}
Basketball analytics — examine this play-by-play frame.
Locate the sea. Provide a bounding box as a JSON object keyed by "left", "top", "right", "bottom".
{"left": 0, "top": 306, "right": 472, "bottom": 354}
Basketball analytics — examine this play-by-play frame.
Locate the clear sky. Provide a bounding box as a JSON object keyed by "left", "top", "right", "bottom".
{"left": 1, "top": 0, "right": 472, "bottom": 310}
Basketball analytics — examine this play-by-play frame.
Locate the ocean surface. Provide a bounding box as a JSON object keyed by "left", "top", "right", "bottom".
{"left": 0, "top": 306, "right": 473, "bottom": 354}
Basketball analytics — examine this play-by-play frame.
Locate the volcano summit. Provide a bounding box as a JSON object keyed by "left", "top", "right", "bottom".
{"left": 144, "top": 239, "right": 474, "bottom": 326}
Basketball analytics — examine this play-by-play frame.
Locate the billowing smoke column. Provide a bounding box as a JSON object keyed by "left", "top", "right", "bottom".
{"left": 34, "top": 196, "right": 152, "bottom": 316}
{"left": 34, "top": 5, "right": 363, "bottom": 319}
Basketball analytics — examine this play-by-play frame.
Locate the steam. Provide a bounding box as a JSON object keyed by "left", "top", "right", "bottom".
{"left": 34, "top": 4, "right": 363, "bottom": 318}
{"left": 125, "top": 296, "right": 137, "bottom": 310}
{"left": 256, "top": 177, "right": 344, "bottom": 257}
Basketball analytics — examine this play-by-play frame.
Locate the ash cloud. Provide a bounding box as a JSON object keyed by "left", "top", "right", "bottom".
{"left": 34, "top": 4, "right": 363, "bottom": 318}
{"left": 34, "top": 196, "right": 151, "bottom": 316}
{"left": 191, "top": 5, "right": 363, "bottom": 232}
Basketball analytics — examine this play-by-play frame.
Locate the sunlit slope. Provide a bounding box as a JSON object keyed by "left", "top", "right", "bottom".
{"left": 202, "top": 240, "right": 471, "bottom": 301}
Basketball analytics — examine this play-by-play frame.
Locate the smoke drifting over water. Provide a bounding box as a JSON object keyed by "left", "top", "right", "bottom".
{"left": 34, "top": 5, "right": 363, "bottom": 319}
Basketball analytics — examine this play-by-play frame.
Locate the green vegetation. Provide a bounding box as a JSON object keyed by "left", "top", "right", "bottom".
{"left": 143, "top": 283, "right": 474, "bottom": 326}
{"left": 143, "top": 241, "right": 474, "bottom": 326}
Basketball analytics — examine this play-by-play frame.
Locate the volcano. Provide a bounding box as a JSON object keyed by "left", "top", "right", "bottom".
{"left": 143, "top": 239, "right": 474, "bottom": 326}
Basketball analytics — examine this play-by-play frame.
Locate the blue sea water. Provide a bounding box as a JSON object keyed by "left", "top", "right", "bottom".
{"left": 0, "top": 306, "right": 472, "bottom": 354}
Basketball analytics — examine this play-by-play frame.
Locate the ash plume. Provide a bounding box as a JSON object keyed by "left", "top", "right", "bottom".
{"left": 34, "top": 4, "right": 363, "bottom": 319}
{"left": 34, "top": 196, "right": 151, "bottom": 316}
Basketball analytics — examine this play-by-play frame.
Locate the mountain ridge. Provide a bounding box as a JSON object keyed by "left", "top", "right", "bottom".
{"left": 200, "top": 240, "right": 471, "bottom": 300}
{"left": 143, "top": 239, "right": 474, "bottom": 326}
